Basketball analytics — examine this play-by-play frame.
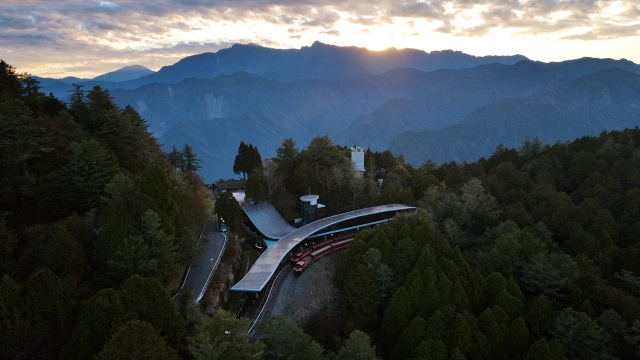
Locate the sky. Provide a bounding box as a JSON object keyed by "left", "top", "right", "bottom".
{"left": 1, "top": 0, "right": 639, "bottom": 79}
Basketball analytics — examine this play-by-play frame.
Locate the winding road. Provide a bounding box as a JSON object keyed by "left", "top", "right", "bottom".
{"left": 173, "top": 214, "right": 228, "bottom": 306}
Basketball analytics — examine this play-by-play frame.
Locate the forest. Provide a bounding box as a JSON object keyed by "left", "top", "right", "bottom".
{"left": 3, "top": 57, "right": 640, "bottom": 359}
{"left": 239, "top": 129, "right": 640, "bottom": 358}
{"left": 0, "top": 61, "right": 389, "bottom": 360}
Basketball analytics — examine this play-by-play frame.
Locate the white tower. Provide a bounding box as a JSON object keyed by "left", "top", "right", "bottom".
{"left": 351, "top": 146, "right": 365, "bottom": 177}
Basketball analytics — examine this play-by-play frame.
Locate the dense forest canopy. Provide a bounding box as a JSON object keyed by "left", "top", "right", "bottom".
{"left": 0, "top": 60, "right": 215, "bottom": 359}
{"left": 241, "top": 129, "right": 640, "bottom": 359}
{"left": 4, "top": 58, "right": 640, "bottom": 359}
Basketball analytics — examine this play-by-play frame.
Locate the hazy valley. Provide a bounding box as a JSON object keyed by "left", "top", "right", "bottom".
{"left": 38, "top": 42, "right": 640, "bottom": 181}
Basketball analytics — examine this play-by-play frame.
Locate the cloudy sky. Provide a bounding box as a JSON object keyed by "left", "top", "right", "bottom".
{"left": 2, "top": 0, "right": 639, "bottom": 78}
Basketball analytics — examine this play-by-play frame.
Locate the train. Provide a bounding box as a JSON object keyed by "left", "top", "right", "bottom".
{"left": 290, "top": 232, "right": 356, "bottom": 262}
{"left": 292, "top": 235, "right": 355, "bottom": 274}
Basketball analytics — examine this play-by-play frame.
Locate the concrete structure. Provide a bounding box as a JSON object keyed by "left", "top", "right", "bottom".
{"left": 231, "top": 204, "right": 416, "bottom": 293}
{"left": 351, "top": 146, "right": 365, "bottom": 177}
{"left": 300, "top": 194, "right": 320, "bottom": 225}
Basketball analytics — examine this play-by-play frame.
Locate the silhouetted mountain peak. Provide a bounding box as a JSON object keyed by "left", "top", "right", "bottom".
{"left": 93, "top": 65, "right": 154, "bottom": 82}
{"left": 232, "top": 42, "right": 263, "bottom": 48}
{"left": 547, "top": 57, "right": 640, "bottom": 77}
{"left": 310, "top": 40, "right": 331, "bottom": 48}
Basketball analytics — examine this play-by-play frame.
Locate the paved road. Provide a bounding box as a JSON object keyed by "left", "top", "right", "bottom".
{"left": 173, "top": 214, "right": 228, "bottom": 306}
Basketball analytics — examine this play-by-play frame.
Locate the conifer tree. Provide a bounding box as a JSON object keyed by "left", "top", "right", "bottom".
{"left": 452, "top": 280, "right": 472, "bottom": 311}
{"left": 96, "top": 320, "right": 179, "bottom": 360}
{"left": 0, "top": 98, "right": 52, "bottom": 170}
{"left": 449, "top": 347, "right": 467, "bottom": 360}
{"left": 0, "top": 60, "right": 24, "bottom": 100}
{"left": 233, "top": 141, "right": 261, "bottom": 179}
{"left": 167, "top": 145, "right": 183, "bottom": 170}
{"left": 246, "top": 171, "right": 267, "bottom": 203}
{"left": 507, "top": 317, "right": 530, "bottom": 358}
{"left": 437, "top": 274, "right": 453, "bottom": 304}
{"left": 0, "top": 275, "right": 30, "bottom": 359}
{"left": 141, "top": 210, "right": 178, "bottom": 282}
{"left": 381, "top": 287, "right": 412, "bottom": 349}
{"left": 419, "top": 280, "right": 442, "bottom": 319}
{"left": 187, "top": 310, "right": 263, "bottom": 360}
{"left": 415, "top": 339, "right": 447, "bottom": 360}
{"left": 182, "top": 144, "right": 201, "bottom": 173}
{"left": 404, "top": 269, "right": 425, "bottom": 313}
{"left": 525, "top": 338, "right": 566, "bottom": 360}
{"left": 342, "top": 264, "right": 380, "bottom": 327}
{"left": 254, "top": 316, "right": 324, "bottom": 360}
{"left": 335, "top": 330, "right": 380, "bottom": 360}
{"left": 453, "top": 314, "right": 473, "bottom": 356}
{"left": 392, "top": 317, "right": 427, "bottom": 359}
{"left": 393, "top": 237, "right": 416, "bottom": 276}
{"left": 425, "top": 310, "right": 448, "bottom": 342}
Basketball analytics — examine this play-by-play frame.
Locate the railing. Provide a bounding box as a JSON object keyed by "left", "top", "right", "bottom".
{"left": 247, "top": 262, "right": 291, "bottom": 333}
{"left": 193, "top": 231, "right": 228, "bottom": 305}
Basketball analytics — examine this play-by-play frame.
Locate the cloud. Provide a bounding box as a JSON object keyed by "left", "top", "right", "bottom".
{"left": 1, "top": 0, "right": 639, "bottom": 77}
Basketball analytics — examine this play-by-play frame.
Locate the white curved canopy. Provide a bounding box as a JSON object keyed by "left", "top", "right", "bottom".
{"left": 231, "top": 204, "right": 416, "bottom": 292}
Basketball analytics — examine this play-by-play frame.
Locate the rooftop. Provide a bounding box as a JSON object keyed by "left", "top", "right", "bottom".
{"left": 231, "top": 204, "right": 416, "bottom": 292}
{"left": 241, "top": 201, "right": 296, "bottom": 240}
{"left": 217, "top": 179, "right": 247, "bottom": 191}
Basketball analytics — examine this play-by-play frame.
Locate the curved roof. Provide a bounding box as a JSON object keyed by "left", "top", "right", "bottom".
{"left": 231, "top": 204, "right": 416, "bottom": 292}
{"left": 241, "top": 201, "right": 296, "bottom": 240}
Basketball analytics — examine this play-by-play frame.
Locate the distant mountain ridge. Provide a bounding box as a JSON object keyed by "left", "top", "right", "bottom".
{"left": 125, "top": 41, "right": 528, "bottom": 86}
{"left": 33, "top": 42, "right": 640, "bottom": 181}
{"left": 92, "top": 65, "right": 154, "bottom": 82}
{"left": 337, "top": 60, "right": 569, "bottom": 149}
{"left": 136, "top": 58, "right": 639, "bottom": 180}
{"left": 39, "top": 42, "right": 528, "bottom": 99}
{"left": 389, "top": 67, "right": 640, "bottom": 165}
{"left": 35, "top": 64, "right": 154, "bottom": 98}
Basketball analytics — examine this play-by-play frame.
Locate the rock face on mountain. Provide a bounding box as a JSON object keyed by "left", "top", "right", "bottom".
{"left": 36, "top": 42, "right": 640, "bottom": 181}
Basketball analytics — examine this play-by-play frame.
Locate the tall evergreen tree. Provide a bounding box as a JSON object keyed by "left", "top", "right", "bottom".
{"left": 415, "top": 339, "right": 447, "bottom": 360}
{"left": 167, "top": 145, "right": 183, "bottom": 170}
{"left": 381, "top": 287, "right": 412, "bottom": 350}
{"left": 0, "top": 60, "right": 24, "bottom": 100}
{"left": 233, "top": 141, "right": 261, "bottom": 179}
{"left": 246, "top": 171, "right": 267, "bottom": 203}
{"left": 187, "top": 310, "right": 263, "bottom": 360}
{"left": 0, "top": 275, "right": 30, "bottom": 359}
{"left": 0, "top": 98, "right": 52, "bottom": 170}
{"left": 182, "top": 144, "right": 201, "bottom": 173}
{"left": 233, "top": 141, "right": 248, "bottom": 178}
{"left": 275, "top": 138, "right": 299, "bottom": 188}
{"left": 342, "top": 264, "right": 380, "bottom": 327}
{"left": 335, "top": 330, "right": 381, "bottom": 360}
{"left": 48, "top": 138, "right": 118, "bottom": 215}
{"left": 392, "top": 317, "right": 427, "bottom": 360}
{"left": 254, "top": 315, "right": 323, "bottom": 360}
{"left": 552, "top": 308, "right": 612, "bottom": 360}
{"left": 96, "top": 320, "right": 179, "bottom": 360}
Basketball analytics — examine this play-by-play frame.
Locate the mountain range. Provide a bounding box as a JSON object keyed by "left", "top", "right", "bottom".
{"left": 37, "top": 42, "right": 640, "bottom": 181}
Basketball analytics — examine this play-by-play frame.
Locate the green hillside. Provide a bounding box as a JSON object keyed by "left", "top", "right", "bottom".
{"left": 4, "top": 58, "right": 640, "bottom": 359}
{"left": 0, "top": 60, "right": 212, "bottom": 359}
